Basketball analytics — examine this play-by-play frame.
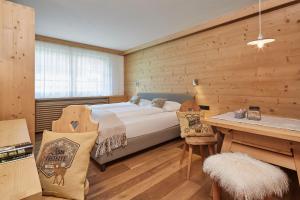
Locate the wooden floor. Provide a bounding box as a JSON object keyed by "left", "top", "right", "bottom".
{"left": 35, "top": 135, "right": 300, "bottom": 200}
{"left": 85, "top": 139, "right": 210, "bottom": 200}
{"left": 84, "top": 139, "right": 300, "bottom": 200}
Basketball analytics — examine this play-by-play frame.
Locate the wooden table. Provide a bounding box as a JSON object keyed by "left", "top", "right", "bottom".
{"left": 204, "top": 117, "right": 300, "bottom": 184}
{"left": 0, "top": 119, "right": 42, "bottom": 199}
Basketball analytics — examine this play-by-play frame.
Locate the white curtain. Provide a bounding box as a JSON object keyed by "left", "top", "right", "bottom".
{"left": 35, "top": 41, "right": 124, "bottom": 98}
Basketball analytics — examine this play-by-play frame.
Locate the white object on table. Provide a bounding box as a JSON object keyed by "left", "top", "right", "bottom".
{"left": 212, "top": 112, "right": 300, "bottom": 132}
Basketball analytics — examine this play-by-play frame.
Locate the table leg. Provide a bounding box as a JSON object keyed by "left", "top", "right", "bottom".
{"left": 293, "top": 145, "right": 300, "bottom": 184}
{"left": 221, "top": 133, "right": 233, "bottom": 153}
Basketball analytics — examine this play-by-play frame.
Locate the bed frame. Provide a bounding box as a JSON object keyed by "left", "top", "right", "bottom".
{"left": 90, "top": 92, "right": 193, "bottom": 171}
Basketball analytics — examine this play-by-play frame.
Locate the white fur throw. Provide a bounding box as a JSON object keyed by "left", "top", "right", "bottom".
{"left": 203, "top": 153, "right": 289, "bottom": 200}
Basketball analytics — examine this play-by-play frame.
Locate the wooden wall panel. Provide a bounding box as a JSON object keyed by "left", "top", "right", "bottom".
{"left": 109, "top": 96, "right": 128, "bottom": 103}
{"left": 0, "top": 1, "right": 35, "bottom": 143}
{"left": 125, "top": 3, "right": 300, "bottom": 118}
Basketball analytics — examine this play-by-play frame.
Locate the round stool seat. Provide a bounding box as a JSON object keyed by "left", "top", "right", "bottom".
{"left": 203, "top": 153, "right": 289, "bottom": 200}
{"left": 185, "top": 136, "right": 217, "bottom": 145}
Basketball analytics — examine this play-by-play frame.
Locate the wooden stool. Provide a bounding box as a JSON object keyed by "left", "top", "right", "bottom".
{"left": 178, "top": 99, "right": 217, "bottom": 180}
{"left": 181, "top": 136, "right": 217, "bottom": 179}
{"left": 203, "top": 153, "right": 289, "bottom": 200}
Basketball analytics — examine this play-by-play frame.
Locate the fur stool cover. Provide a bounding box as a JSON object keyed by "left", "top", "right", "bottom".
{"left": 203, "top": 153, "right": 289, "bottom": 200}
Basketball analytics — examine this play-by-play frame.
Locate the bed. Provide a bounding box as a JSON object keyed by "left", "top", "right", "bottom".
{"left": 90, "top": 92, "right": 193, "bottom": 170}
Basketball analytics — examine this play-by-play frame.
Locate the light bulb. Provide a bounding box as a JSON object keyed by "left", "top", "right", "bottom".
{"left": 257, "top": 41, "right": 264, "bottom": 48}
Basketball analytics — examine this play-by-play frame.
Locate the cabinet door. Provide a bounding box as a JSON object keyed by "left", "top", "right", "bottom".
{"left": 0, "top": 1, "right": 35, "bottom": 143}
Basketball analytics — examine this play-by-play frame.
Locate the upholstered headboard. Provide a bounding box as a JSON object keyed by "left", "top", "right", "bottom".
{"left": 137, "top": 93, "right": 193, "bottom": 103}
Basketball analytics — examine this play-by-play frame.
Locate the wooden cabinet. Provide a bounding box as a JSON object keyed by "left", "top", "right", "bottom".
{"left": 0, "top": 1, "right": 35, "bottom": 143}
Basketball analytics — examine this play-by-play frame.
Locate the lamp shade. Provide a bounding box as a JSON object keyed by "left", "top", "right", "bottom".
{"left": 247, "top": 38, "right": 275, "bottom": 48}
{"left": 247, "top": 0, "right": 275, "bottom": 48}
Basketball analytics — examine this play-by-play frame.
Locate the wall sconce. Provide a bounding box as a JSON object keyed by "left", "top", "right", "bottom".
{"left": 192, "top": 79, "right": 199, "bottom": 86}
{"left": 135, "top": 80, "right": 140, "bottom": 87}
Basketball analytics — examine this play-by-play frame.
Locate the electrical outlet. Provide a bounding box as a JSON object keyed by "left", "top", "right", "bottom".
{"left": 199, "top": 105, "right": 210, "bottom": 110}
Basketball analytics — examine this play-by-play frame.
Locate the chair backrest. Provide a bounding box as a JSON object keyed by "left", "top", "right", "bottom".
{"left": 177, "top": 111, "right": 213, "bottom": 138}
{"left": 52, "top": 105, "right": 99, "bottom": 133}
{"left": 179, "top": 100, "right": 200, "bottom": 112}
{"left": 177, "top": 100, "right": 213, "bottom": 137}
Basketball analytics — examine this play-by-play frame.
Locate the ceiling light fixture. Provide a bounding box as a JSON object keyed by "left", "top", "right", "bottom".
{"left": 247, "top": 0, "right": 275, "bottom": 48}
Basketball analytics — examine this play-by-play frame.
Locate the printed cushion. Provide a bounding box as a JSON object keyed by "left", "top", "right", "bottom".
{"left": 129, "top": 95, "right": 141, "bottom": 104}
{"left": 151, "top": 98, "right": 166, "bottom": 108}
{"left": 36, "top": 130, "right": 98, "bottom": 200}
{"left": 176, "top": 111, "right": 214, "bottom": 138}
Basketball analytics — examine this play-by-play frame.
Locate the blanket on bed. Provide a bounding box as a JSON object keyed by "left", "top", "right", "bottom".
{"left": 92, "top": 109, "right": 127, "bottom": 157}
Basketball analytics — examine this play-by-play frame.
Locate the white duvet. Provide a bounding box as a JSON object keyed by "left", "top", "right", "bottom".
{"left": 91, "top": 102, "right": 179, "bottom": 139}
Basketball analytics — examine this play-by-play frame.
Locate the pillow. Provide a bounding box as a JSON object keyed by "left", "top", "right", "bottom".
{"left": 129, "top": 95, "right": 141, "bottom": 104}
{"left": 36, "top": 130, "right": 98, "bottom": 200}
{"left": 163, "top": 101, "right": 181, "bottom": 112}
{"left": 151, "top": 98, "right": 166, "bottom": 108}
{"left": 176, "top": 111, "right": 214, "bottom": 138}
{"left": 139, "top": 99, "right": 151, "bottom": 106}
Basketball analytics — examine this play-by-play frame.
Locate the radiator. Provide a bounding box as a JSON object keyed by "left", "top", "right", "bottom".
{"left": 35, "top": 97, "right": 109, "bottom": 133}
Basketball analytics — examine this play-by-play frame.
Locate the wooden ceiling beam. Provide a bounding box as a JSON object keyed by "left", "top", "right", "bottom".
{"left": 35, "top": 34, "right": 124, "bottom": 55}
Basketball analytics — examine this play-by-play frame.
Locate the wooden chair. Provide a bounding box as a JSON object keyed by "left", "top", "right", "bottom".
{"left": 43, "top": 105, "right": 98, "bottom": 199}
{"left": 178, "top": 100, "right": 217, "bottom": 180}
{"left": 52, "top": 105, "right": 98, "bottom": 133}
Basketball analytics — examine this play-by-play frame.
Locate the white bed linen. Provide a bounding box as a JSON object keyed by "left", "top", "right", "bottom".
{"left": 111, "top": 106, "right": 164, "bottom": 118}
{"left": 91, "top": 103, "right": 179, "bottom": 139}
{"left": 121, "top": 111, "right": 179, "bottom": 138}
{"left": 91, "top": 102, "right": 135, "bottom": 110}
{"left": 93, "top": 104, "right": 164, "bottom": 118}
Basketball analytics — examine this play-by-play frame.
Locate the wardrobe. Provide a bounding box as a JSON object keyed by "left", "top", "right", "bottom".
{"left": 0, "top": 0, "right": 35, "bottom": 143}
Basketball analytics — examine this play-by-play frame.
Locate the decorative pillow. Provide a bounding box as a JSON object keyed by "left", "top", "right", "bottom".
{"left": 129, "top": 95, "right": 141, "bottom": 104}
{"left": 163, "top": 101, "right": 181, "bottom": 112}
{"left": 176, "top": 111, "right": 214, "bottom": 138}
{"left": 139, "top": 99, "right": 151, "bottom": 106}
{"left": 36, "top": 130, "right": 98, "bottom": 200}
{"left": 151, "top": 98, "right": 166, "bottom": 108}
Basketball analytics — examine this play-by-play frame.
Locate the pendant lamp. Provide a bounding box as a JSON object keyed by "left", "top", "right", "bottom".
{"left": 247, "top": 0, "right": 275, "bottom": 48}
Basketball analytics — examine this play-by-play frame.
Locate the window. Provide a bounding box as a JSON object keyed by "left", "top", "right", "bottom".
{"left": 35, "top": 41, "right": 124, "bottom": 98}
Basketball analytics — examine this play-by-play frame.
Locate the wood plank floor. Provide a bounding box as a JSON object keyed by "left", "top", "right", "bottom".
{"left": 35, "top": 135, "right": 300, "bottom": 199}
{"left": 84, "top": 139, "right": 300, "bottom": 200}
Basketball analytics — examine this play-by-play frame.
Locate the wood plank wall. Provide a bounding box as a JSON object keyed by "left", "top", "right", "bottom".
{"left": 125, "top": 3, "right": 300, "bottom": 118}
{"left": 0, "top": 1, "right": 35, "bottom": 143}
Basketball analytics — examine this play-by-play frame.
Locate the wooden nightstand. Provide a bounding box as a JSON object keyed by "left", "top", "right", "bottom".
{"left": 0, "top": 119, "right": 42, "bottom": 200}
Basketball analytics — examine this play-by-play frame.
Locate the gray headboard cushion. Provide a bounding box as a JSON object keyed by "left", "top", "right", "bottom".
{"left": 137, "top": 93, "right": 193, "bottom": 104}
